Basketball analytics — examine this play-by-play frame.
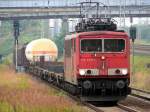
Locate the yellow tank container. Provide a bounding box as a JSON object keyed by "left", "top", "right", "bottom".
{"left": 25, "top": 38, "right": 58, "bottom": 62}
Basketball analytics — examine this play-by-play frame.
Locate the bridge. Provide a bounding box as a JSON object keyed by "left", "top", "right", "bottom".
{"left": 0, "top": 0, "right": 150, "bottom": 20}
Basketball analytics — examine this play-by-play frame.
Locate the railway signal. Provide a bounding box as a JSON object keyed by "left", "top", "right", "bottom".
{"left": 0, "top": 54, "right": 2, "bottom": 63}
{"left": 129, "top": 26, "right": 137, "bottom": 76}
{"left": 13, "top": 20, "right": 20, "bottom": 39}
{"left": 129, "top": 26, "right": 137, "bottom": 42}
{"left": 13, "top": 20, "right": 20, "bottom": 72}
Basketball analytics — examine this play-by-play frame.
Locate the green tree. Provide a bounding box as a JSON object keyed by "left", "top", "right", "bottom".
{"left": 53, "top": 31, "right": 65, "bottom": 58}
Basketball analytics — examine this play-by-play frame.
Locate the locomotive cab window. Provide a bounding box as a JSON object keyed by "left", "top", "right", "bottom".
{"left": 81, "top": 39, "right": 102, "bottom": 52}
{"left": 104, "top": 39, "right": 125, "bottom": 52}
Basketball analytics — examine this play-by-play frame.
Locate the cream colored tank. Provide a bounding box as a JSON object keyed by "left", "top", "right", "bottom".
{"left": 25, "top": 38, "right": 58, "bottom": 62}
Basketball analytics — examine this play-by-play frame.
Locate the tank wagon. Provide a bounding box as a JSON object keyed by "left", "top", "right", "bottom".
{"left": 17, "top": 38, "right": 63, "bottom": 73}
{"left": 25, "top": 38, "right": 58, "bottom": 62}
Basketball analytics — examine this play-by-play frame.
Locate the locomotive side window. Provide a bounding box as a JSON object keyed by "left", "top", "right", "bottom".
{"left": 81, "top": 39, "right": 102, "bottom": 52}
{"left": 104, "top": 39, "right": 125, "bottom": 52}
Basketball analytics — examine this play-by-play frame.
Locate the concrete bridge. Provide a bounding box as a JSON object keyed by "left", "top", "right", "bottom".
{"left": 0, "top": 0, "right": 150, "bottom": 20}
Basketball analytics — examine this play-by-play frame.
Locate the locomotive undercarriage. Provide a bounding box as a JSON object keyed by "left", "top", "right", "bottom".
{"left": 25, "top": 66, "right": 131, "bottom": 102}
{"left": 78, "top": 78, "right": 131, "bottom": 101}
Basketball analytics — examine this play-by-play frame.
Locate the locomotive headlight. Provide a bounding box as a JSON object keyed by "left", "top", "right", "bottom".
{"left": 121, "top": 69, "right": 128, "bottom": 75}
{"left": 79, "top": 69, "right": 86, "bottom": 75}
{"left": 101, "top": 56, "right": 105, "bottom": 60}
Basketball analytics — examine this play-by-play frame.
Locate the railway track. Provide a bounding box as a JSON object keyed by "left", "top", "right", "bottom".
{"left": 82, "top": 83, "right": 150, "bottom": 111}
{"left": 131, "top": 88, "right": 150, "bottom": 101}
{"left": 134, "top": 44, "right": 150, "bottom": 51}
{"left": 86, "top": 87, "right": 150, "bottom": 112}
{"left": 133, "top": 44, "right": 150, "bottom": 55}
{"left": 26, "top": 62, "right": 150, "bottom": 112}
{"left": 118, "top": 88, "right": 150, "bottom": 112}
{"left": 83, "top": 101, "right": 138, "bottom": 112}
{"left": 28, "top": 71, "right": 150, "bottom": 112}
{"left": 46, "top": 84, "right": 138, "bottom": 112}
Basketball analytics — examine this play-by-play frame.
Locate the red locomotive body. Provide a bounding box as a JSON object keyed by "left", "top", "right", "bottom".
{"left": 64, "top": 31, "right": 131, "bottom": 101}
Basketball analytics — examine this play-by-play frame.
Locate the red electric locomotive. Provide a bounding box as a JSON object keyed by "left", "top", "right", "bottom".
{"left": 64, "top": 18, "right": 131, "bottom": 102}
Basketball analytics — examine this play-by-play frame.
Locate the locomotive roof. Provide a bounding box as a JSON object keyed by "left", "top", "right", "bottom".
{"left": 65, "top": 31, "right": 128, "bottom": 40}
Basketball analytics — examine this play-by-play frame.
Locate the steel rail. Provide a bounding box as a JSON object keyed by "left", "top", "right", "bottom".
{"left": 117, "top": 103, "right": 138, "bottom": 112}
{"left": 131, "top": 88, "right": 150, "bottom": 101}
{"left": 82, "top": 102, "right": 104, "bottom": 112}
{"left": 132, "top": 88, "right": 150, "bottom": 94}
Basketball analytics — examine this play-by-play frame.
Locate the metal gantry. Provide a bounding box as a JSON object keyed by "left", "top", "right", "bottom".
{"left": 0, "top": 0, "right": 150, "bottom": 22}
{"left": 0, "top": 0, "right": 149, "bottom": 8}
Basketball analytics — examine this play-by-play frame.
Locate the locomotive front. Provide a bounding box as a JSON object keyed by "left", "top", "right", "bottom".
{"left": 77, "top": 31, "right": 131, "bottom": 101}
{"left": 64, "top": 18, "right": 131, "bottom": 102}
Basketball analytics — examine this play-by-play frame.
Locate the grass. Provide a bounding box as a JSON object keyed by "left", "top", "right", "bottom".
{"left": 133, "top": 55, "right": 150, "bottom": 74}
{"left": 131, "top": 55, "right": 150, "bottom": 91}
{"left": 0, "top": 65, "right": 86, "bottom": 112}
{"left": 0, "top": 101, "right": 14, "bottom": 112}
{"left": 16, "top": 75, "right": 29, "bottom": 90}
{"left": 0, "top": 66, "right": 29, "bottom": 90}
{"left": 1, "top": 54, "right": 13, "bottom": 65}
{"left": 0, "top": 101, "right": 83, "bottom": 112}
